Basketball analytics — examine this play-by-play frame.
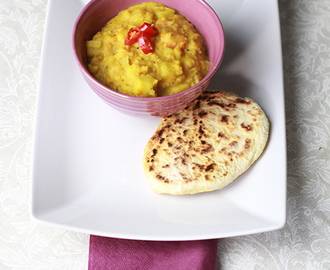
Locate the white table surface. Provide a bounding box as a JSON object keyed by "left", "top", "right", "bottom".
{"left": 1, "top": 0, "right": 329, "bottom": 269}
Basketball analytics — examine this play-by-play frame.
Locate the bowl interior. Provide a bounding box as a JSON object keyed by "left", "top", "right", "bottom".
{"left": 73, "top": 0, "right": 225, "bottom": 96}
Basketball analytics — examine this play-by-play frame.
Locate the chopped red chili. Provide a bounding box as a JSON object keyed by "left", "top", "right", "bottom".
{"left": 138, "top": 33, "right": 155, "bottom": 54}
{"left": 124, "top": 23, "right": 158, "bottom": 54}
{"left": 138, "top": 23, "right": 158, "bottom": 37}
{"left": 124, "top": 27, "right": 141, "bottom": 45}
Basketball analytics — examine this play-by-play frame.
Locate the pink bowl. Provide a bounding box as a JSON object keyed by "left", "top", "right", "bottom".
{"left": 72, "top": 0, "right": 225, "bottom": 117}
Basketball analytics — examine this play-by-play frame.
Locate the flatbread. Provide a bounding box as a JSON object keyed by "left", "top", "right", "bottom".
{"left": 143, "top": 90, "right": 269, "bottom": 195}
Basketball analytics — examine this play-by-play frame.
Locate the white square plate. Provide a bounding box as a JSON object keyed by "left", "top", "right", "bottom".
{"left": 31, "top": 0, "right": 286, "bottom": 240}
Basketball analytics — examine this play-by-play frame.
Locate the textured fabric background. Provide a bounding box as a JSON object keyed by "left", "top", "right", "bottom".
{"left": 0, "top": 0, "right": 329, "bottom": 269}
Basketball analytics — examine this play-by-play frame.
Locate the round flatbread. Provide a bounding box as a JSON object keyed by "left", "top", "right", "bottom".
{"left": 143, "top": 90, "right": 269, "bottom": 195}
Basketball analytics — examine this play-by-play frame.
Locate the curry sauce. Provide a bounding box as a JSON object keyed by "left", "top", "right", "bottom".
{"left": 86, "top": 2, "right": 209, "bottom": 97}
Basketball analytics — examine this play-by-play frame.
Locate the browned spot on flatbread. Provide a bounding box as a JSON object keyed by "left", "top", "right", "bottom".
{"left": 151, "top": 148, "right": 157, "bottom": 157}
{"left": 201, "top": 143, "right": 212, "bottom": 154}
{"left": 207, "top": 101, "right": 225, "bottom": 108}
{"left": 174, "top": 156, "right": 186, "bottom": 166}
{"left": 241, "top": 123, "right": 253, "bottom": 131}
{"left": 174, "top": 117, "right": 188, "bottom": 124}
{"left": 229, "top": 141, "right": 238, "bottom": 148}
{"left": 198, "top": 111, "right": 208, "bottom": 118}
{"left": 235, "top": 98, "right": 251, "bottom": 105}
{"left": 194, "top": 100, "right": 201, "bottom": 110}
{"left": 194, "top": 163, "right": 204, "bottom": 172}
{"left": 207, "top": 101, "right": 237, "bottom": 112}
{"left": 205, "top": 163, "right": 215, "bottom": 172}
{"left": 198, "top": 125, "right": 204, "bottom": 135}
{"left": 158, "top": 129, "right": 164, "bottom": 137}
{"left": 221, "top": 115, "right": 229, "bottom": 124}
{"left": 245, "top": 139, "right": 251, "bottom": 150}
{"left": 156, "top": 174, "right": 169, "bottom": 183}
{"left": 218, "top": 132, "right": 225, "bottom": 138}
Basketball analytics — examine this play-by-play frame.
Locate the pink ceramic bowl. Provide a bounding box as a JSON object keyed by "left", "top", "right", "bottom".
{"left": 72, "top": 0, "right": 225, "bottom": 117}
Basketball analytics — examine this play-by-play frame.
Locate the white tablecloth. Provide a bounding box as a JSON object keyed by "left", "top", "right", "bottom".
{"left": 1, "top": 0, "right": 329, "bottom": 269}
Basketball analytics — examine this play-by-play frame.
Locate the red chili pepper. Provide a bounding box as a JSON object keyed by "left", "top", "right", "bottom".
{"left": 138, "top": 23, "right": 158, "bottom": 37}
{"left": 124, "top": 23, "right": 158, "bottom": 54}
{"left": 124, "top": 27, "right": 141, "bottom": 45}
{"left": 138, "top": 33, "right": 155, "bottom": 54}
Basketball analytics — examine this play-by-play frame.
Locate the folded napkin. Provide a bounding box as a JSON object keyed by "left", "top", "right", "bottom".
{"left": 88, "top": 235, "right": 218, "bottom": 270}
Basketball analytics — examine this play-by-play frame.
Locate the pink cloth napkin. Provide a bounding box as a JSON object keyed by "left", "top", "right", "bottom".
{"left": 88, "top": 235, "right": 218, "bottom": 270}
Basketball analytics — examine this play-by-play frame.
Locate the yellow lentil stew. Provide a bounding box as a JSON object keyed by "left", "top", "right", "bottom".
{"left": 86, "top": 2, "right": 209, "bottom": 97}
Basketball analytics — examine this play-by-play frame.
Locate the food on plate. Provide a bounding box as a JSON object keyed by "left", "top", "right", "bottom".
{"left": 86, "top": 2, "right": 209, "bottom": 97}
{"left": 142, "top": 90, "right": 269, "bottom": 195}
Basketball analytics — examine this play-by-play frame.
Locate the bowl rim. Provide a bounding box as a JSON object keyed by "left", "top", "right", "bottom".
{"left": 72, "top": 0, "right": 225, "bottom": 101}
